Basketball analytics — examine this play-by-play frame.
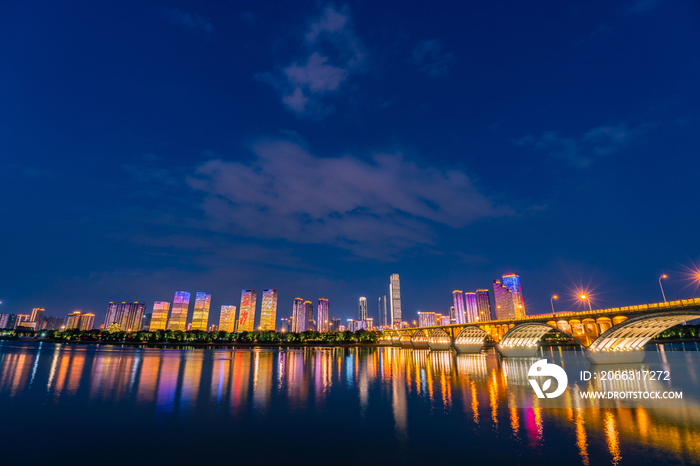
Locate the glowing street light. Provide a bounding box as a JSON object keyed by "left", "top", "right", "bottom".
{"left": 579, "top": 294, "right": 592, "bottom": 312}
{"left": 550, "top": 295, "right": 558, "bottom": 314}
{"left": 659, "top": 274, "right": 668, "bottom": 302}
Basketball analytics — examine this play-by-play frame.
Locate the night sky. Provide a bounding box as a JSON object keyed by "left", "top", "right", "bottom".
{"left": 2, "top": 1, "right": 700, "bottom": 325}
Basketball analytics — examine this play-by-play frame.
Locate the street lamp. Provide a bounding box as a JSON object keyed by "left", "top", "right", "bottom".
{"left": 580, "top": 294, "right": 592, "bottom": 312}
{"left": 659, "top": 274, "right": 668, "bottom": 302}
{"left": 550, "top": 295, "right": 558, "bottom": 314}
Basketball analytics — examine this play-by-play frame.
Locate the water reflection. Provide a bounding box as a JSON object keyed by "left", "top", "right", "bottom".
{"left": 2, "top": 342, "right": 700, "bottom": 464}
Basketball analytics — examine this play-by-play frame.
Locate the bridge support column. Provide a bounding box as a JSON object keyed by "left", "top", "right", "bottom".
{"left": 498, "top": 346, "right": 539, "bottom": 358}
{"left": 584, "top": 349, "right": 645, "bottom": 365}
{"left": 454, "top": 343, "right": 484, "bottom": 353}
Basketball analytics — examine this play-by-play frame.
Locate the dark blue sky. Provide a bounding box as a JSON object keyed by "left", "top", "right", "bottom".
{"left": 2, "top": 0, "right": 700, "bottom": 325}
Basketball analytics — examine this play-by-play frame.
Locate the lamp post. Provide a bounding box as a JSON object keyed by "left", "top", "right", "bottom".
{"left": 580, "top": 295, "right": 592, "bottom": 312}
{"left": 659, "top": 274, "right": 667, "bottom": 303}
{"left": 550, "top": 295, "right": 558, "bottom": 314}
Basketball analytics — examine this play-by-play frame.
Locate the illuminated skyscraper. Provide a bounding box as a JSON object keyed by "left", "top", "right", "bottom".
{"left": 79, "top": 313, "right": 95, "bottom": 330}
{"left": 449, "top": 306, "right": 456, "bottom": 324}
{"left": 259, "top": 289, "right": 278, "bottom": 331}
{"left": 0, "top": 314, "right": 8, "bottom": 329}
{"left": 476, "top": 289, "right": 493, "bottom": 320}
{"left": 329, "top": 317, "right": 341, "bottom": 332}
{"left": 358, "top": 297, "right": 367, "bottom": 321}
{"left": 292, "top": 298, "right": 305, "bottom": 332}
{"left": 304, "top": 301, "right": 314, "bottom": 331}
{"left": 65, "top": 312, "right": 81, "bottom": 330}
{"left": 167, "top": 292, "right": 191, "bottom": 331}
{"left": 366, "top": 317, "right": 374, "bottom": 330}
{"left": 191, "top": 292, "right": 211, "bottom": 331}
{"left": 378, "top": 295, "right": 388, "bottom": 327}
{"left": 390, "top": 273, "right": 401, "bottom": 328}
{"left": 492, "top": 280, "right": 515, "bottom": 320}
{"left": 452, "top": 290, "right": 467, "bottom": 324}
{"left": 502, "top": 274, "right": 526, "bottom": 318}
{"left": 30, "top": 308, "right": 45, "bottom": 325}
{"left": 237, "top": 290, "right": 257, "bottom": 332}
{"left": 110, "top": 302, "right": 146, "bottom": 332}
{"left": 317, "top": 298, "right": 329, "bottom": 332}
{"left": 141, "top": 313, "right": 151, "bottom": 331}
{"left": 278, "top": 317, "right": 292, "bottom": 332}
{"left": 150, "top": 301, "right": 171, "bottom": 331}
{"left": 219, "top": 305, "right": 237, "bottom": 332}
{"left": 465, "top": 292, "right": 478, "bottom": 322}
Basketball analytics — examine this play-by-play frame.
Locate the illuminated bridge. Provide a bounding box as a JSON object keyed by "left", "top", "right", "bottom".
{"left": 380, "top": 298, "right": 700, "bottom": 364}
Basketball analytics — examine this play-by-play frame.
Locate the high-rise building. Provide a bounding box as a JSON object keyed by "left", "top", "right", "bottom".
{"left": 292, "top": 298, "right": 305, "bottom": 333}
{"left": 219, "top": 305, "right": 237, "bottom": 333}
{"left": 6, "top": 314, "right": 17, "bottom": 330}
{"left": 191, "top": 292, "right": 211, "bottom": 331}
{"left": 278, "top": 317, "right": 292, "bottom": 333}
{"left": 43, "top": 316, "right": 63, "bottom": 331}
{"left": 30, "top": 308, "right": 45, "bottom": 325}
{"left": 358, "top": 297, "right": 367, "bottom": 321}
{"left": 167, "top": 292, "right": 191, "bottom": 331}
{"left": 107, "top": 302, "right": 146, "bottom": 332}
{"left": 237, "top": 290, "right": 257, "bottom": 332}
{"left": 79, "top": 313, "right": 95, "bottom": 331}
{"left": 15, "top": 314, "right": 30, "bottom": 329}
{"left": 65, "top": 312, "right": 81, "bottom": 330}
{"left": 476, "top": 289, "right": 493, "bottom": 321}
{"left": 502, "top": 274, "right": 526, "bottom": 318}
{"left": 317, "top": 298, "right": 329, "bottom": 332}
{"left": 150, "top": 302, "right": 170, "bottom": 331}
{"left": 449, "top": 306, "right": 456, "bottom": 324}
{"left": 328, "top": 318, "right": 340, "bottom": 332}
{"left": 390, "top": 273, "right": 402, "bottom": 328}
{"left": 465, "top": 292, "right": 478, "bottom": 322}
{"left": 0, "top": 314, "right": 8, "bottom": 329}
{"left": 304, "top": 301, "right": 315, "bottom": 331}
{"left": 259, "top": 289, "right": 278, "bottom": 331}
{"left": 452, "top": 291, "right": 467, "bottom": 324}
{"left": 141, "top": 313, "right": 152, "bottom": 331}
{"left": 366, "top": 317, "right": 374, "bottom": 330}
{"left": 492, "top": 280, "right": 515, "bottom": 320}
{"left": 378, "top": 295, "right": 388, "bottom": 327}
{"left": 439, "top": 315, "right": 451, "bottom": 326}
{"left": 418, "top": 312, "right": 437, "bottom": 327}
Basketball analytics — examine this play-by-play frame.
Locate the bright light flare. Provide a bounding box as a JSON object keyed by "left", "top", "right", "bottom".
{"left": 678, "top": 259, "right": 700, "bottom": 296}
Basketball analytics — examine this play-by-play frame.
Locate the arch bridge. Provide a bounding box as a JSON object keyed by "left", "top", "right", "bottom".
{"left": 379, "top": 298, "right": 700, "bottom": 364}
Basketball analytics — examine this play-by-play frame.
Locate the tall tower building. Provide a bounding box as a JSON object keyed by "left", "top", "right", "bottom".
{"left": 0, "top": 314, "right": 8, "bottom": 329}
{"left": 65, "top": 312, "right": 81, "bottom": 330}
{"left": 304, "top": 301, "right": 315, "bottom": 331}
{"left": 502, "top": 274, "right": 526, "bottom": 318}
{"left": 449, "top": 306, "right": 456, "bottom": 324}
{"left": 452, "top": 290, "right": 467, "bottom": 324}
{"left": 292, "top": 298, "right": 304, "bottom": 332}
{"left": 358, "top": 297, "right": 368, "bottom": 321}
{"left": 465, "top": 292, "right": 478, "bottom": 322}
{"left": 237, "top": 290, "right": 257, "bottom": 332}
{"left": 378, "top": 295, "right": 388, "bottom": 327}
{"left": 390, "top": 273, "right": 402, "bottom": 328}
{"left": 79, "top": 314, "right": 95, "bottom": 330}
{"left": 167, "top": 292, "right": 191, "bottom": 331}
{"left": 191, "top": 292, "right": 211, "bottom": 331}
{"left": 30, "top": 308, "right": 45, "bottom": 325}
{"left": 105, "top": 302, "right": 146, "bottom": 331}
{"left": 475, "top": 289, "right": 493, "bottom": 321}
{"left": 150, "top": 302, "right": 170, "bottom": 331}
{"left": 219, "top": 305, "right": 237, "bottom": 333}
{"left": 259, "top": 289, "right": 278, "bottom": 331}
{"left": 317, "top": 298, "right": 329, "bottom": 332}
{"left": 492, "top": 280, "right": 515, "bottom": 320}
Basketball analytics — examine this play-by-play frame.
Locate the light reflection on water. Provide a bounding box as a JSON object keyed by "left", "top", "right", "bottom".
{"left": 1, "top": 342, "right": 700, "bottom": 465}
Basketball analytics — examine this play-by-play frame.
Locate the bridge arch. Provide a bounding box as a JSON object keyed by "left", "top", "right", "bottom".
{"left": 427, "top": 328, "right": 452, "bottom": 351}
{"left": 391, "top": 331, "right": 402, "bottom": 347}
{"left": 399, "top": 331, "right": 413, "bottom": 347}
{"left": 499, "top": 322, "right": 581, "bottom": 357}
{"left": 411, "top": 330, "right": 429, "bottom": 348}
{"left": 454, "top": 326, "right": 490, "bottom": 353}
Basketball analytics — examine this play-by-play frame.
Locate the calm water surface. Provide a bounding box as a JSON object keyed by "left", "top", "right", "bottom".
{"left": 1, "top": 341, "right": 700, "bottom": 465}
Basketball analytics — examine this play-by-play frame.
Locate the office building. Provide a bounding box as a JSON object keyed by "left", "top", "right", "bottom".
{"left": 0, "top": 314, "right": 8, "bottom": 329}
{"left": 105, "top": 302, "right": 146, "bottom": 332}
{"left": 366, "top": 317, "right": 374, "bottom": 330}
{"left": 418, "top": 312, "right": 436, "bottom": 327}
{"left": 30, "top": 308, "right": 45, "bottom": 326}
{"left": 79, "top": 313, "right": 95, "bottom": 330}
{"left": 452, "top": 290, "right": 467, "bottom": 324}
{"left": 317, "top": 298, "right": 329, "bottom": 332}
{"left": 43, "top": 316, "right": 63, "bottom": 331}
{"left": 15, "top": 314, "right": 30, "bottom": 329}
{"left": 378, "top": 295, "right": 388, "bottom": 327}
{"left": 219, "top": 305, "right": 237, "bottom": 333}
{"left": 259, "top": 289, "right": 278, "bottom": 331}
{"left": 237, "top": 290, "right": 257, "bottom": 332}
{"left": 358, "top": 297, "right": 367, "bottom": 321}
{"left": 502, "top": 274, "right": 526, "bottom": 318}
{"left": 304, "top": 301, "right": 315, "bottom": 331}
{"left": 141, "top": 313, "right": 152, "bottom": 331}
{"left": 167, "top": 292, "right": 191, "bottom": 331}
{"left": 476, "top": 289, "right": 492, "bottom": 321}
{"left": 493, "top": 280, "right": 515, "bottom": 320}
{"left": 439, "top": 315, "right": 451, "bottom": 326}
{"left": 292, "top": 298, "right": 305, "bottom": 333}
{"left": 5, "top": 314, "right": 17, "bottom": 330}
{"left": 278, "top": 317, "right": 292, "bottom": 333}
{"left": 191, "top": 292, "right": 211, "bottom": 331}
{"left": 449, "top": 306, "right": 456, "bottom": 324}
{"left": 329, "top": 317, "right": 341, "bottom": 332}
{"left": 465, "top": 292, "right": 478, "bottom": 322}
{"left": 65, "top": 312, "right": 81, "bottom": 330}
{"left": 150, "top": 302, "right": 170, "bottom": 331}
{"left": 390, "top": 273, "right": 402, "bottom": 328}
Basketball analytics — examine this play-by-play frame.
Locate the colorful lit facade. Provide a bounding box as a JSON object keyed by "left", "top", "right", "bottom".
{"left": 304, "top": 301, "right": 315, "bottom": 331}
{"left": 30, "top": 308, "right": 45, "bottom": 325}
{"left": 150, "top": 301, "right": 171, "bottom": 331}
{"left": 418, "top": 312, "right": 436, "bottom": 327}
{"left": 476, "top": 289, "right": 493, "bottom": 320}
{"left": 167, "top": 292, "right": 191, "bottom": 331}
{"left": 317, "top": 298, "right": 329, "bottom": 332}
{"left": 492, "top": 280, "right": 515, "bottom": 320}
{"left": 219, "top": 305, "right": 237, "bottom": 332}
{"left": 452, "top": 290, "right": 467, "bottom": 324}
{"left": 390, "top": 273, "right": 402, "bottom": 328}
{"left": 449, "top": 306, "right": 456, "bottom": 324}
{"left": 465, "top": 292, "right": 479, "bottom": 322}
{"left": 502, "top": 274, "right": 526, "bottom": 318}
{"left": 278, "top": 317, "right": 292, "bottom": 332}
{"left": 358, "top": 297, "right": 367, "bottom": 321}
{"left": 79, "top": 313, "right": 95, "bottom": 330}
{"left": 0, "top": 314, "right": 8, "bottom": 329}
{"left": 292, "top": 298, "right": 305, "bottom": 332}
{"left": 191, "top": 292, "right": 211, "bottom": 331}
{"left": 65, "top": 312, "right": 81, "bottom": 330}
{"left": 329, "top": 318, "right": 341, "bottom": 332}
{"left": 237, "top": 290, "right": 257, "bottom": 332}
{"left": 259, "top": 289, "right": 278, "bottom": 331}
{"left": 378, "top": 295, "right": 388, "bottom": 327}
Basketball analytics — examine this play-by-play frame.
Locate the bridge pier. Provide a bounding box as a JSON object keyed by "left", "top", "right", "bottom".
{"left": 454, "top": 343, "right": 484, "bottom": 353}
{"left": 497, "top": 346, "right": 539, "bottom": 358}
{"left": 584, "top": 349, "right": 645, "bottom": 365}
